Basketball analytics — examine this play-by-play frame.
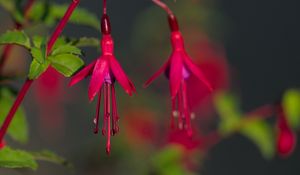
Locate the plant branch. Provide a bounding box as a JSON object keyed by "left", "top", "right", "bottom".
{"left": 0, "top": 0, "right": 81, "bottom": 143}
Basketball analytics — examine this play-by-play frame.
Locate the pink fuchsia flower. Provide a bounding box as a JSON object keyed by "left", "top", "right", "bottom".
{"left": 276, "top": 106, "right": 296, "bottom": 157}
{"left": 69, "top": 14, "right": 135, "bottom": 154}
{"left": 145, "top": 1, "right": 213, "bottom": 136}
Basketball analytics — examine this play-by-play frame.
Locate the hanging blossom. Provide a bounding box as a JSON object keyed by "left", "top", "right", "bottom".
{"left": 69, "top": 14, "right": 135, "bottom": 154}
{"left": 144, "top": 0, "right": 212, "bottom": 136}
{"left": 276, "top": 105, "right": 296, "bottom": 157}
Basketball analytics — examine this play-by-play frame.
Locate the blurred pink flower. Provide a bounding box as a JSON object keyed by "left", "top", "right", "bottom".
{"left": 145, "top": 31, "right": 212, "bottom": 136}
{"left": 34, "top": 67, "right": 65, "bottom": 136}
{"left": 123, "top": 109, "right": 157, "bottom": 149}
{"left": 276, "top": 106, "right": 296, "bottom": 157}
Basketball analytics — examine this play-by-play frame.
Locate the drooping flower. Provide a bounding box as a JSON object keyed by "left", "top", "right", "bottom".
{"left": 145, "top": 0, "right": 212, "bottom": 136}
{"left": 276, "top": 106, "right": 296, "bottom": 157}
{"left": 69, "top": 14, "right": 135, "bottom": 154}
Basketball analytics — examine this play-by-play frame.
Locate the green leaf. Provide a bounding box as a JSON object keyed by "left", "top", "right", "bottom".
{"left": 0, "top": 30, "right": 31, "bottom": 49}
{"left": 32, "top": 36, "right": 43, "bottom": 48}
{"left": 30, "top": 47, "right": 45, "bottom": 64}
{"left": 240, "top": 119, "right": 275, "bottom": 159}
{"left": 214, "top": 92, "right": 242, "bottom": 135}
{"left": 49, "top": 54, "right": 84, "bottom": 77}
{"left": 282, "top": 89, "right": 300, "bottom": 129}
{"left": 152, "top": 145, "right": 192, "bottom": 175}
{"left": 0, "top": 0, "right": 15, "bottom": 13}
{"left": 0, "top": 88, "right": 28, "bottom": 144}
{"left": 31, "top": 37, "right": 47, "bottom": 64}
{"left": 28, "top": 59, "right": 50, "bottom": 80}
{"left": 70, "top": 37, "right": 99, "bottom": 48}
{"left": 51, "top": 45, "right": 81, "bottom": 56}
{"left": 31, "top": 150, "right": 73, "bottom": 169}
{"left": 0, "top": 147, "right": 37, "bottom": 170}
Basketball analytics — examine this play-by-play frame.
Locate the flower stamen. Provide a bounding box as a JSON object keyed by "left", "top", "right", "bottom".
{"left": 93, "top": 91, "right": 102, "bottom": 134}
{"left": 111, "top": 84, "right": 119, "bottom": 135}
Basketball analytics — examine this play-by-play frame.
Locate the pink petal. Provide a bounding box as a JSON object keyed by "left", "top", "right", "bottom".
{"left": 88, "top": 58, "right": 109, "bottom": 101}
{"left": 170, "top": 52, "right": 183, "bottom": 98}
{"left": 144, "top": 59, "right": 170, "bottom": 88}
{"left": 69, "top": 60, "right": 97, "bottom": 86}
{"left": 109, "top": 56, "right": 135, "bottom": 95}
{"left": 183, "top": 52, "right": 213, "bottom": 91}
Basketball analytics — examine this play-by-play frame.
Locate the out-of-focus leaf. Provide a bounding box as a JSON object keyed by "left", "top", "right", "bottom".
{"left": 0, "top": 30, "right": 31, "bottom": 49}
{"left": 214, "top": 92, "right": 242, "bottom": 135}
{"left": 0, "top": 147, "right": 37, "bottom": 170}
{"left": 57, "top": 5, "right": 100, "bottom": 30}
{"left": 29, "top": 2, "right": 100, "bottom": 30}
{"left": 152, "top": 145, "right": 192, "bottom": 175}
{"left": 28, "top": 59, "right": 50, "bottom": 80}
{"left": 0, "top": 88, "right": 28, "bottom": 144}
{"left": 31, "top": 150, "right": 73, "bottom": 169}
{"left": 12, "top": 8, "right": 24, "bottom": 24}
{"left": 240, "top": 119, "right": 275, "bottom": 159}
{"left": 49, "top": 54, "right": 84, "bottom": 77}
{"left": 0, "top": 0, "right": 15, "bottom": 12}
{"left": 282, "top": 89, "right": 300, "bottom": 129}
{"left": 70, "top": 37, "right": 99, "bottom": 48}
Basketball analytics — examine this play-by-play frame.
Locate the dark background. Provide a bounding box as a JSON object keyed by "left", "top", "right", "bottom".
{"left": 1, "top": 0, "right": 300, "bottom": 174}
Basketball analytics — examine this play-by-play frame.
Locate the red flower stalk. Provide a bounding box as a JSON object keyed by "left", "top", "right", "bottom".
{"left": 145, "top": 0, "right": 212, "bottom": 136}
{"left": 0, "top": 0, "right": 81, "bottom": 144}
{"left": 276, "top": 105, "right": 296, "bottom": 157}
{"left": 69, "top": 13, "right": 135, "bottom": 155}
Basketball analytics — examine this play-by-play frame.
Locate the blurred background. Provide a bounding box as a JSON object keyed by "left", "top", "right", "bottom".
{"left": 0, "top": 0, "right": 300, "bottom": 174}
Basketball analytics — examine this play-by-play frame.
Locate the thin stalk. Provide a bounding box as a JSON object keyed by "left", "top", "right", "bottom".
{"left": 103, "top": 0, "right": 107, "bottom": 15}
{"left": 152, "top": 0, "right": 173, "bottom": 16}
{"left": 0, "top": 0, "right": 81, "bottom": 143}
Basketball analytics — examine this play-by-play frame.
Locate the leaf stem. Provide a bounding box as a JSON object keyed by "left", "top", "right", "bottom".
{"left": 0, "top": 0, "right": 81, "bottom": 143}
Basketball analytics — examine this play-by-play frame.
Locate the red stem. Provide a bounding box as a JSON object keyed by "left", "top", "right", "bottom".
{"left": 47, "top": 0, "right": 80, "bottom": 53}
{"left": 0, "top": 0, "right": 81, "bottom": 143}
{"left": 152, "top": 0, "right": 179, "bottom": 32}
{"left": 245, "top": 104, "right": 274, "bottom": 120}
{"left": 152, "top": 0, "right": 173, "bottom": 15}
{"left": 24, "top": 0, "right": 36, "bottom": 18}
{"left": 0, "top": 79, "right": 33, "bottom": 141}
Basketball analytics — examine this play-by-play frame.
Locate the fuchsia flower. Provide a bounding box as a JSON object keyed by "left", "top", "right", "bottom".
{"left": 276, "top": 106, "right": 296, "bottom": 157}
{"left": 145, "top": 0, "right": 212, "bottom": 136}
{"left": 69, "top": 14, "right": 135, "bottom": 154}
